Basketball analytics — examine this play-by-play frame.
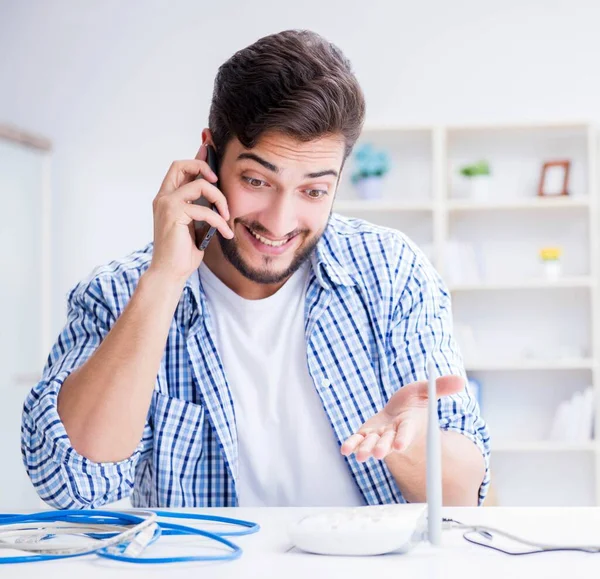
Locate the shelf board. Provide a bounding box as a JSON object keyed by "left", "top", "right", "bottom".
{"left": 359, "top": 121, "right": 593, "bottom": 133}
{"left": 334, "top": 198, "right": 590, "bottom": 213}
{"left": 334, "top": 200, "right": 433, "bottom": 212}
{"left": 449, "top": 277, "right": 594, "bottom": 292}
{"left": 362, "top": 124, "right": 434, "bottom": 133}
{"left": 493, "top": 441, "right": 596, "bottom": 453}
{"left": 447, "top": 120, "right": 592, "bottom": 132}
{"left": 465, "top": 359, "right": 595, "bottom": 371}
{"left": 447, "top": 197, "right": 590, "bottom": 211}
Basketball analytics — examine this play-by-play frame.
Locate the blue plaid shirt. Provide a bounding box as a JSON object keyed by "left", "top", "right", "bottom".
{"left": 22, "top": 214, "right": 491, "bottom": 508}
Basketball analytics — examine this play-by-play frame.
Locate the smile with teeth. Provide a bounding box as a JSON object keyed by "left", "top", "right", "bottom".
{"left": 247, "top": 227, "right": 291, "bottom": 247}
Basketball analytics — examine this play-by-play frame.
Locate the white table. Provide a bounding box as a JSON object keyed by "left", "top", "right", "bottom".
{"left": 3, "top": 506, "right": 600, "bottom": 577}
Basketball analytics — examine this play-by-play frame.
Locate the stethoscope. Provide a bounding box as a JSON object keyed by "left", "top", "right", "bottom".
{"left": 0, "top": 509, "right": 259, "bottom": 564}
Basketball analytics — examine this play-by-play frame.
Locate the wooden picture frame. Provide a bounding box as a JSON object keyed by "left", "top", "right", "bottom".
{"left": 538, "top": 160, "right": 570, "bottom": 197}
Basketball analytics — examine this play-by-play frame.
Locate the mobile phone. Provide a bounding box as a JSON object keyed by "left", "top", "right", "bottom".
{"left": 193, "top": 144, "right": 220, "bottom": 251}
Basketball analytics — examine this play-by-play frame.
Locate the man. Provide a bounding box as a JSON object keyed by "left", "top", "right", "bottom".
{"left": 22, "top": 30, "right": 490, "bottom": 509}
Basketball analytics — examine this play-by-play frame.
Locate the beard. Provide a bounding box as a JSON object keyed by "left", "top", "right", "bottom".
{"left": 217, "top": 215, "right": 330, "bottom": 285}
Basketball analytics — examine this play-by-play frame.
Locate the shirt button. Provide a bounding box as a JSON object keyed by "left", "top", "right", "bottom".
{"left": 321, "top": 379, "right": 331, "bottom": 388}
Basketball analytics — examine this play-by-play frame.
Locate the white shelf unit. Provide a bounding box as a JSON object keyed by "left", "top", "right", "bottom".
{"left": 334, "top": 121, "right": 599, "bottom": 507}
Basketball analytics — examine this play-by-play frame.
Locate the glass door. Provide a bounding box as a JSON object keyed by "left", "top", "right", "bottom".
{"left": 0, "top": 131, "right": 51, "bottom": 509}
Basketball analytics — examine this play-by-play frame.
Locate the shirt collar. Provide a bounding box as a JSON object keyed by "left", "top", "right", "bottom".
{"left": 311, "top": 223, "right": 357, "bottom": 290}
{"left": 311, "top": 247, "right": 356, "bottom": 290}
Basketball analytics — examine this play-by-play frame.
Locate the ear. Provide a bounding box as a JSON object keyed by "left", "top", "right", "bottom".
{"left": 196, "top": 128, "right": 215, "bottom": 159}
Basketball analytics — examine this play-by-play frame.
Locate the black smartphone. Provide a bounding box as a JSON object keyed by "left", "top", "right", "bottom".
{"left": 193, "top": 145, "right": 220, "bottom": 251}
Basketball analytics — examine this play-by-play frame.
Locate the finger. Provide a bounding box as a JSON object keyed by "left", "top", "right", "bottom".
{"left": 373, "top": 430, "right": 396, "bottom": 460}
{"left": 175, "top": 179, "right": 229, "bottom": 220}
{"left": 355, "top": 432, "right": 380, "bottom": 462}
{"left": 340, "top": 433, "right": 366, "bottom": 456}
{"left": 157, "top": 159, "right": 218, "bottom": 198}
{"left": 183, "top": 204, "right": 234, "bottom": 239}
{"left": 393, "top": 419, "right": 416, "bottom": 453}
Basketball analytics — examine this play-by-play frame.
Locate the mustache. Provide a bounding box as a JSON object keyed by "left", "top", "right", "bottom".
{"left": 235, "top": 218, "right": 308, "bottom": 241}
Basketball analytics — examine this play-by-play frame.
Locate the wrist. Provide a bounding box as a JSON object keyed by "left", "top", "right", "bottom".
{"left": 140, "top": 267, "right": 189, "bottom": 302}
{"left": 386, "top": 438, "right": 427, "bottom": 469}
{"left": 386, "top": 424, "right": 429, "bottom": 469}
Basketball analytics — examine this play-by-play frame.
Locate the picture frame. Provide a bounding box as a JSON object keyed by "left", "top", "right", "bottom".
{"left": 538, "top": 160, "right": 570, "bottom": 197}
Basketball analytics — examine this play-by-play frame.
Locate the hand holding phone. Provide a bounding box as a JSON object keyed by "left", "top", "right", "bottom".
{"left": 149, "top": 145, "right": 231, "bottom": 284}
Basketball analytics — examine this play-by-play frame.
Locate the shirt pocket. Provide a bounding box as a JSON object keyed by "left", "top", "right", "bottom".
{"left": 151, "top": 391, "right": 206, "bottom": 505}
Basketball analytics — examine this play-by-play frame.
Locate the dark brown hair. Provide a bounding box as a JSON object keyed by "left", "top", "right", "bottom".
{"left": 208, "top": 30, "right": 365, "bottom": 161}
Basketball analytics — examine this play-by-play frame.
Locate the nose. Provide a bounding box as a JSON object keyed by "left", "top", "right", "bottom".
{"left": 258, "top": 193, "right": 299, "bottom": 239}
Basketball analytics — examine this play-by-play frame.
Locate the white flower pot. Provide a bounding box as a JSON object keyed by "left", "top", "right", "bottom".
{"left": 355, "top": 176, "right": 384, "bottom": 201}
{"left": 467, "top": 175, "right": 491, "bottom": 201}
{"left": 544, "top": 260, "right": 562, "bottom": 281}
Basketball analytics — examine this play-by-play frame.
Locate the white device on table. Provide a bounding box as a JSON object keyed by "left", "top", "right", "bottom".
{"left": 289, "top": 361, "right": 442, "bottom": 556}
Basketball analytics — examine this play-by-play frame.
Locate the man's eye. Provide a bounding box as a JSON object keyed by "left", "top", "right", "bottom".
{"left": 306, "top": 189, "right": 327, "bottom": 199}
{"left": 243, "top": 176, "right": 267, "bottom": 188}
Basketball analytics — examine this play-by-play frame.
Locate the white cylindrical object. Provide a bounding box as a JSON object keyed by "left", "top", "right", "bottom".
{"left": 469, "top": 175, "right": 490, "bottom": 201}
{"left": 355, "top": 176, "right": 383, "bottom": 200}
{"left": 544, "top": 260, "right": 562, "bottom": 281}
{"left": 426, "top": 361, "right": 442, "bottom": 546}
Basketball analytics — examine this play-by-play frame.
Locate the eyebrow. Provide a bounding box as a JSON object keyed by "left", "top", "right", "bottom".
{"left": 236, "top": 152, "right": 338, "bottom": 179}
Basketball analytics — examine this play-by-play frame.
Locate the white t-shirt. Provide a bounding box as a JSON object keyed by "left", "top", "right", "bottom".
{"left": 199, "top": 261, "right": 364, "bottom": 507}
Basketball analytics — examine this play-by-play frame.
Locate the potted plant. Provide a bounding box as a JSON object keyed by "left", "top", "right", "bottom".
{"left": 351, "top": 143, "right": 390, "bottom": 200}
{"left": 459, "top": 160, "right": 492, "bottom": 201}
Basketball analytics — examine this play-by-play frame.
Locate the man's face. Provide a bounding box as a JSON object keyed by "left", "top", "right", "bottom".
{"left": 215, "top": 131, "right": 345, "bottom": 285}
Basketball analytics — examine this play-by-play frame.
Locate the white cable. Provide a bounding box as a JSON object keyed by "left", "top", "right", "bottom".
{"left": 0, "top": 525, "right": 130, "bottom": 552}
{"left": 0, "top": 510, "right": 157, "bottom": 557}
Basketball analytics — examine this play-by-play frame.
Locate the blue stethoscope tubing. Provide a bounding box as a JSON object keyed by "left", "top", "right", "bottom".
{"left": 0, "top": 509, "right": 260, "bottom": 565}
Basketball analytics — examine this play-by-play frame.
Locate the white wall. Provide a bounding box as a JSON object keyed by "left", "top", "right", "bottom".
{"left": 2, "top": 0, "right": 600, "bottom": 334}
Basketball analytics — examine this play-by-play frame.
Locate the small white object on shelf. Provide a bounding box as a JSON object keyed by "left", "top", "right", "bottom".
{"left": 548, "top": 386, "right": 594, "bottom": 443}
{"left": 467, "top": 175, "right": 491, "bottom": 201}
{"left": 354, "top": 176, "right": 384, "bottom": 201}
{"left": 443, "top": 241, "right": 484, "bottom": 286}
{"left": 543, "top": 261, "right": 562, "bottom": 281}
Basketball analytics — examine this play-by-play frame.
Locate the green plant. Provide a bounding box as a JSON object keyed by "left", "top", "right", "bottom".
{"left": 351, "top": 143, "right": 391, "bottom": 184}
{"left": 460, "top": 160, "right": 491, "bottom": 177}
